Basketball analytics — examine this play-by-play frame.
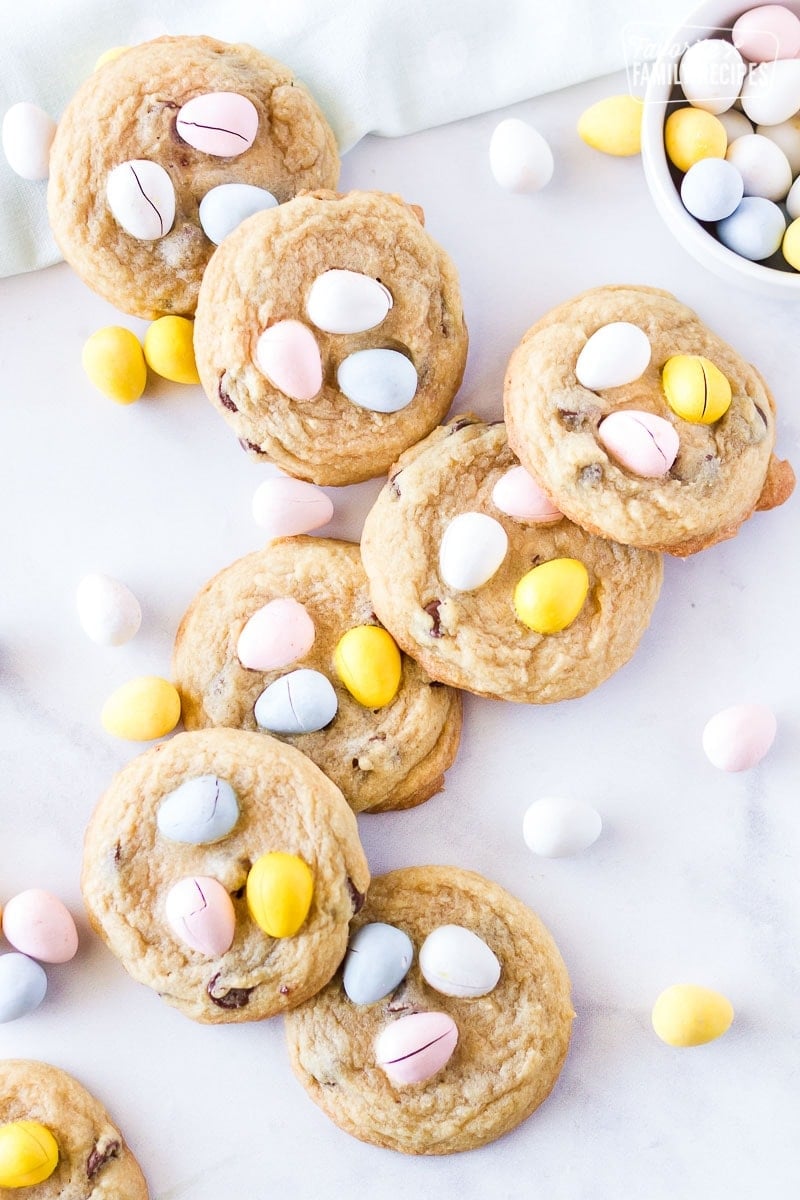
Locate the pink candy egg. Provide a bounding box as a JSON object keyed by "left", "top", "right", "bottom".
{"left": 733, "top": 5, "right": 800, "bottom": 62}
{"left": 702, "top": 704, "right": 777, "bottom": 771}
{"left": 165, "top": 877, "right": 235, "bottom": 957}
{"left": 375, "top": 1011, "right": 458, "bottom": 1085}
{"left": 236, "top": 598, "right": 315, "bottom": 671}
{"left": 255, "top": 321, "right": 323, "bottom": 401}
{"left": 597, "top": 410, "right": 679, "bottom": 478}
{"left": 2, "top": 889, "right": 78, "bottom": 964}
{"left": 251, "top": 477, "right": 334, "bottom": 537}
{"left": 176, "top": 92, "right": 258, "bottom": 157}
{"left": 491, "top": 466, "right": 562, "bottom": 523}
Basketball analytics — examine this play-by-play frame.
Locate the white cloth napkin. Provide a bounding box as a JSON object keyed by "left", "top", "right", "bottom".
{"left": 0, "top": 0, "right": 691, "bottom": 279}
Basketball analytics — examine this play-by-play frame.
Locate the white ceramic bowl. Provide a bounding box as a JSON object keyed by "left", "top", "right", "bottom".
{"left": 641, "top": 0, "right": 800, "bottom": 297}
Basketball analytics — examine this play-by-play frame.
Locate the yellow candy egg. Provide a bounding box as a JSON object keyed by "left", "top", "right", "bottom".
{"left": 0, "top": 1120, "right": 59, "bottom": 1188}
{"left": 81, "top": 326, "right": 147, "bottom": 405}
{"left": 577, "top": 94, "right": 643, "bottom": 157}
{"left": 782, "top": 217, "right": 800, "bottom": 270}
{"left": 144, "top": 316, "right": 200, "bottom": 384}
{"left": 334, "top": 625, "right": 402, "bottom": 708}
{"left": 246, "top": 852, "right": 313, "bottom": 939}
{"left": 514, "top": 558, "right": 589, "bottom": 634}
{"left": 664, "top": 108, "right": 727, "bottom": 173}
{"left": 652, "top": 984, "right": 734, "bottom": 1047}
{"left": 662, "top": 355, "right": 732, "bottom": 424}
{"left": 101, "top": 675, "right": 181, "bottom": 741}
{"left": 94, "top": 46, "right": 130, "bottom": 71}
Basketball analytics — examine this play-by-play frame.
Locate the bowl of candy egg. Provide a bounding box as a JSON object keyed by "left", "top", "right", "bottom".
{"left": 641, "top": 0, "right": 800, "bottom": 295}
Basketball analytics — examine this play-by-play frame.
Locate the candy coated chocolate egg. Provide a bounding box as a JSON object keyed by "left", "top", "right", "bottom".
{"left": 0, "top": 954, "right": 47, "bottom": 1023}
{"left": 334, "top": 625, "right": 402, "bottom": 708}
{"left": 199, "top": 183, "right": 277, "bottom": 245}
{"left": 489, "top": 118, "right": 554, "bottom": 191}
{"left": 254, "top": 668, "right": 337, "bottom": 734}
{"left": 251, "top": 477, "right": 334, "bottom": 537}
{"left": 76, "top": 572, "right": 142, "bottom": 646}
{"left": 662, "top": 355, "right": 732, "bottom": 424}
{"left": 680, "top": 157, "right": 744, "bottom": 221}
{"left": 1, "top": 102, "right": 56, "bottom": 180}
{"left": 717, "top": 195, "right": 786, "bottom": 258}
{"left": 176, "top": 92, "right": 258, "bottom": 156}
{"left": 165, "top": 876, "right": 235, "bottom": 956}
{"left": 652, "top": 984, "right": 734, "bottom": 1046}
{"left": 575, "top": 322, "right": 651, "bottom": 390}
{"left": 786, "top": 175, "right": 800, "bottom": 219}
{"left": 101, "top": 675, "right": 181, "bottom": 741}
{"left": 418, "top": 925, "right": 501, "bottom": 998}
{"left": 337, "top": 348, "right": 418, "bottom": 413}
{"left": 491, "top": 466, "right": 561, "bottom": 523}
{"left": 740, "top": 59, "right": 800, "bottom": 125}
{"left": 144, "top": 316, "right": 199, "bottom": 384}
{"left": 726, "top": 133, "right": 792, "bottom": 200}
{"left": 679, "top": 39, "right": 746, "bottom": 114}
{"left": 343, "top": 922, "right": 414, "bottom": 1005}
{"left": 733, "top": 4, "right": 800, "bottom": 61}
{"left": 2, "top": 890, "right": 78, "bottom": 963}
{"left": 157, "top": 775, "right": 240, "bottom": 844}
{"left": 577, "top": 94, "right": 643, "bottom": 156}
{"left": 81, "top": 326, "right": 146, "bottom": 404}
{"left": 783, "top": 216, "right": 800, "bottom": 266}
{"left": 306, "top": 270, "right": 393, "bottom": 334}
{"left": 237, "top": 598, "right": 315, "bottom": 671}
{"left": 255, "top": 320, "right": 322, "bottom": 400}
{"left": 522, "top": 796, "right": 602, "bottom": 857}
{"left": 375, "top": 1011, "right": 458, "bottom": 1085}
{"left": 665, "top": 108, "right": 727, "bottom": 172}
{"left": 597, "top": 410, "right": 680, "bottom": 477}
{"left": 757, "top": 116, "right": 800, "bottom": 175}
{"left": 246, "top": 852, "right": 313, "bottom": 938}
{"left": 106, "top": 159, "right": 175, "bottom": 240}
{"left": 717, "top": 109, "right": 754, "bottom": 143}
{"left": 702, "top": 703, "right": 777, "bottom": 771}
{"left": 0, "top": 1120, "right": 59, "bottom": 1187}
{"left": 439, "top": 512, "right": 508, "bottom": 591}
{"left": 94, "top": 46, "right": 129, "bottom": 70}
{"left": 514, "top": 558, "right": 589, "bottom": 634}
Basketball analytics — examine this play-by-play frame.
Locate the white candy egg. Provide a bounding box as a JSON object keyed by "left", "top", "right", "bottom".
{"left": 717, "top": 195, "right": 786, "bottom": 259}
{"left": 343, "top": 923, "right": 414, "bottom": 1005}
{"left": 157, "top": 775, "right": 240, "bottom": 844}
{"left": 106, "top": 159, "right": 176, "bottom": 240}
{"left": 419, "top": 925, "right": 501, "bottom": 998}
{"left": 716, "top": 109, "right": 754, "bottom": 143}
{"left": 787, "top": 175, "right": 800, "bottom": 219}
{"left": 254, "top": 668, "right": 338, "bottom": 735}
{"left": 251, "top": 477, "right": 334, "bottom": 537}
{"left": 1, "top": 102, "right": 56, "bottom": 180}
{"left": 489, "top": 118, "right": 554, "bottom": 192}
{"left": 740, "top": 59, "right": 800, "bottom": 127}
{"left": 702, "top": 704, "right": 777, "bottom": 771}
{"left": 575, "top": 322, "right": 652, "bottom": 390}
{"left": 306, "top": 270, "right": 393, "bottom": 334}
{"left": 0, "top": 953, "right": 47, "bottom": 1023}
{"left": 756, "top": 116, "right": 800, "bottom": 175}
{"left": 176, "top": 92, "right": 258, "bottom": 157}
{"left": 679, "top": 39, "right": 746, "bottom": 115}
{"left": 76, "top": 572, "right": 142, "bottom": 646}
{"left": 337, "top": 348, "right": 418, "bottom": 413}
{"left": 439, "top": 512, "right": 508, "bottom": 591}
{"left": 681, "top": 158, "right": 744, "bottom": 221}
{"left": 725, "top": 134, "right": 792, "bottom": 201}
{"left": 198, "top": 183, "right": 277, "bottom": 245}
{"left": 522, "top": 796, "right": 602, "bottom": 857}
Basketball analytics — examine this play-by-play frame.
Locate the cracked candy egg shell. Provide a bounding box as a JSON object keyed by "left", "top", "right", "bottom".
{"left": 47, "top": 35, "right": 339, "bottom": 319}
{"left": 284, "top": 866, "right": 574, "bottom": 1155}
{"left": 503, "top": 285, "right": 794, "bottom": 556}
{"left": 81, "top": 728, "right": 369, "bottom": 1024}
{"left": 193, "top": 189, "right": 468, "bottom": 486}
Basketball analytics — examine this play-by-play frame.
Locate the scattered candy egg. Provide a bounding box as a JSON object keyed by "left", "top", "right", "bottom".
{"left": 255, "top": 320, "right": 322, "bottom": 401}
{"left": 176, "top": 92, "right": 258, "bottom": 157}
{"left": 439, "top": 512, "right": 508, "bottom": 592}
{"left": 1, "top": 102, "right": 56, "bottom": 180}
{"left": 2, "top": 890, "right": 78, "bottom": 964}
{"left": 165, "top": 876, "right": 235, "bottom": 957}
{"left": 488, "top": 118, "right": 554, "bottom": 191}
{"left": 522, "top": 796, "right": 602, "bottom": 857}
{"left": 725, "top": 133, "right": 792, "bottom": 200}
{"left": 575, "top": 321, "right": 652, "bottom": 390}
{"left": 680, "top": 157, "right": 744, "bottom": 221}
{"left": 787, "top": 174, "right": 800, "bottom": 218}
{"left": 306, "top": 270, "right": 393, "bottom": 334}
{"left": 757, "top": 116, "right": 800, "bottom": 175}
{"left": 375, "top": 1011, "right": 458, "bottom": 1085}
{"left": 246, "top": 852, "right": 313, "bottom": 938}
{"left": 0, "top": 1120, "right": 59, "bottom": 1187}
{"left": 237, "top": 598, "right": 315, "bottom": 672}
{"left": 577, "top": 94, "right": 643, "bottom": 156}
{"left": 0, "top": 954, "right": 47, "bottom": 1024}
{"left": 418, "top": 925, "right": 501, "bottom": 998}
{"left": 665, "top": 107, "right": 727, "bottom": 173}
{"left": 254, "top": 668, "right": 337, "bottom": 735}
{"left": 702, "top": 703, "right": 777, "bottom": 771}
{"left": 156, "top": 775, "right": 240, "bottom": 844}
{"left": 198, "top": 182, "right": 277, "bottom": 245}
{"left": 251, "top": 476, "right": 334, "bottom": 537}
{"left": 783, "top": 215, "right": 800, "bottom": 266}
{"left": 661, "top": 355, "right": 732, "bottom": 424}
{"left": 732, "top": 4, "right": 800, "bottom": 62}
{"left": 740, "top": 58, "right": 800, "bottom": 126}
{"left": 343, "top": 922, "right": 414, "bottom": 1005}
{"left": 75, "top": 572, "right": 142, "bottom": 646}
{"left": 679, "top": 39, "right": 746, "bottom": 114}
{"left": 716, "top": 195, "right": 786, "bottom": 258}
{"left": 94, "top": 46, "right": 129, "bottom": 70}
{"left": 144, "top": 316, "right": 200, "bottom": 384}
{"left": 651, "top": 984, "right": 734, "bottom": 1046}
{"left": 716, "top": 109, "right": 754, "bottom": 143}
{"left": 337, "top": 348, "right": 418, "bottom": 413}
{"left": 334, "top": 625, "right": 402, "bottom": 708}
{"left": 513, "top": 558, "right": 589, "bottom": 634}
{"left": 106, "top": 159, "right": 176, "bottom": 240}
{"left": 597, "top": 410, "right": 680, "bottom": 477}
{"left": 81, "top": 326, "right": 147, "bottom": 404}
{"left": 101, "top": 675, "right": 181, "bottom": 741}
{"left": 491, "top": 466, "right": 562, "bottom": 523}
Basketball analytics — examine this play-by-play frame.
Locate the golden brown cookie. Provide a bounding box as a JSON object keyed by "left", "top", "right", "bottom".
{"left": 285, "top": 866, "right": 574, "bottom": 1154}
{"left": 193, "top": 189, "right": 468, "bottom": 484}
{"left": 81, "top": 729, "right": 369, "bottom": 1024}
{"left": 504, "top": 285, "right": 794, "bottom": 556}
{"left": 48, "top": 36, "right": 339, "bottom": 319}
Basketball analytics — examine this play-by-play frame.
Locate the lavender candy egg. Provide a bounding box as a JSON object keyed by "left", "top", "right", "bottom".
{"left": 343, "top": 923, "right": 414, "bottom": 1005}
{"left": 251, "top": 477, "right": 334, "bottom": 537}
{"left": 681, "top": 158, "right": 744, "bottom": 221}
{"left": 702, "top": 704, "right": 777, "bottom": 771}
{"left": 156, "top": 775, "right": 240, "bottom": 845}
{"left": 717, "top": 196, "right": 786, "bottom": 260}
{"left": 106, "top": 159, "right": 176, "bottom": 240}
{"left": 0, "top": 954, "right": 48, "bottom": 1023}
{"left": 164, "top": 876, "right": 236, "bottom": 956}
{"left": 418, "top": 925, "right": 501, "bottom": 998}
{"left": 575, "top": 322, "right": 651, "bottom": 391}
{"left": 199, "top": 183, "right": 277, "bottom": 245}
{"left": 597, "top": 410, "right": 679, "bottom": 478}
{"left": 254, "top": 668, "right": 338, "bottom": 735}
{"left": 176, "top": 92, "right": 258, "bottom": 157}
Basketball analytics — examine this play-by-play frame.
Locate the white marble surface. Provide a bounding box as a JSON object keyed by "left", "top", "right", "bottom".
{"left": 1, "top": 66, "right": 799, "bottom": 1199}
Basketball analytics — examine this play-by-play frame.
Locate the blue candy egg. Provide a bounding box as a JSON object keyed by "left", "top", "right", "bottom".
{"left": 157, "top": 775, "right": 240, "bottom": 845}
{"left": 717, "top": 196, "right": 786, "bottom": 260}
{"left": 343, "top": 922, "right": 414, "bottom": 1005}
{"left": 681, "top": 158, "right": 744, "bottom": 221}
